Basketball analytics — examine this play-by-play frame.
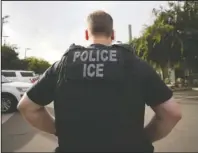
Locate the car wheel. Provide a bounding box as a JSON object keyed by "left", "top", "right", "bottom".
{"left": 1, "top": 93, "right": 18, "bottom": 113}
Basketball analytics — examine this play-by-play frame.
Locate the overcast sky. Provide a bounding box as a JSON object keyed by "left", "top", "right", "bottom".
{"left": 2, "top": 1, "right": 168, "bottom": 63}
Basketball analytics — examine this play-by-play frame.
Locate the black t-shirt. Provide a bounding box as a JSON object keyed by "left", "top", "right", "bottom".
{"left": 27, "top": 44, "right": 172, "bottom": 152}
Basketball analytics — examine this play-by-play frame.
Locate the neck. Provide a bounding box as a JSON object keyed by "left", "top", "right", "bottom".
{"left": 89, "top": 37, "right": 112, "bottom": 46}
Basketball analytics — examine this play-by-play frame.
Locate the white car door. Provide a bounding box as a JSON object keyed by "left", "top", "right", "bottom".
{"left": 18, "top": 71, "right": 36, "bottom": 83}
{"left": 2, "top": 71, "right": 18, "bottom": 82}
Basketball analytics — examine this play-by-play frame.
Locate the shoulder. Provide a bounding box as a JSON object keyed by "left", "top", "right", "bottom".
{"left": 48, "top": 61, "right": 60, "bottom": 73}
{"left": 68, "top": 44, "right": 85, "bottom": 51}
{"left": 135, "top": 58, "right": 155, "bottom": 76}
{"left": 126, "top": 56, "right": 155, "bottom": 80}
{"left": 112, "top": 43, "right": 135, "bottom": 54}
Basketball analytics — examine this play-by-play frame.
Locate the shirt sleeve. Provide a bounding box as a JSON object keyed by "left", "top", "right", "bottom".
{"left": 26, "top": 61, "right": 60, "bottom": 106}
{"left": 141, "top": 61, "right": 173, "bottom": 107}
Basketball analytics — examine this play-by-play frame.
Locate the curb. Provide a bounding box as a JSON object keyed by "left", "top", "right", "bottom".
{"left": 166, "top": 84, "right": 193, "bottom": 92}
{"left": 172, "top": 88, "right": 192, "bottom": 92}
{"left": 192, "top": 88, "right": 198, "bottom": 91}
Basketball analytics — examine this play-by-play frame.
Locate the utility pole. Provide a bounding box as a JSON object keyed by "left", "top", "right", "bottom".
{"left": 25, "top": 48, "right": 31, "bottom": 59}
{"left": 2, "top": 36, "right": 9, "bottom": 45}
{"left": 128, "top": 24, "right": 132, "bottom": 42}
{"left": 1, "top": 15, "right": 10, "bottom": 40}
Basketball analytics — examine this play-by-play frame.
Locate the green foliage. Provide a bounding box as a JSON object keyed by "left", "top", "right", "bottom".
{"left": 129, "top": 1, "right": 198, "bottom": 73}
{"left": 1, "top": 44, "right": 51, "bottom": 74}
{"left": 164, "top": 78, "right": 171, "bottom": 84}
{"left": 1, "top": 45, "right": 22, "bottom": 70}
{"left": 24, "top": 57, "right": 51, "bottom": 74}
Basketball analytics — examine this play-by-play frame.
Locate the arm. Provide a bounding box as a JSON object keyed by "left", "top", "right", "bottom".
{"left": 141, "top": 62, "right": 182, "bottom": 142}
{"left": 18, "top": 94, "right": 56, "bottom": 134}
{"left": 17, "top": 62, "right": 59, "bottom": 135}
{"left": 145, "top": 98, "right": 181, "bottom": 142}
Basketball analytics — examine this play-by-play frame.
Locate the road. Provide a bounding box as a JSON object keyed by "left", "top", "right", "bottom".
{"left": 2, "top": 91, "right": 198, "bottom": 152}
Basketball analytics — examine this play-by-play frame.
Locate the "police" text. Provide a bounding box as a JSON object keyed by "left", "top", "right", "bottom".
{"left": 73, "top": 50, "right": 117, "bottom": 78}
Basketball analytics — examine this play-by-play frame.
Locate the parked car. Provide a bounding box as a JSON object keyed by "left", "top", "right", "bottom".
{"left": 2, "top": 70, "right": 38, "bottom": 83}
{"left": 1, "top": 75, "right": 32, "bottom": 113}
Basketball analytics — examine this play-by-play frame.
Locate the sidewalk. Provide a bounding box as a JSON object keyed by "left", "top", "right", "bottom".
{"left": 167, "top": 84, "right": 198, "bottom": 92}
{"left": 2, "top": 113, "right": 15, "bottom": 124}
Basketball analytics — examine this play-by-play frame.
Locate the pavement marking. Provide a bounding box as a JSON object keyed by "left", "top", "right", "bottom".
{"left": 2, "top": 113, "right": 15, "bottom": 124}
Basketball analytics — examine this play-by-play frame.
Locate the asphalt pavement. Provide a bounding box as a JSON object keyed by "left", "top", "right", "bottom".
{"left": 2, "top": 91, "right": 198, "bottom": 152}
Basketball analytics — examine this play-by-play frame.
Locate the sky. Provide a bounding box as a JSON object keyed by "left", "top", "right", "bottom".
{"left": 2, "top": 1, "right": 168, "bottom": 64}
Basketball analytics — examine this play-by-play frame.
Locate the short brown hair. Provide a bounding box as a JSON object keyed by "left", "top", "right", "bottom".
{"left": 87, "top": 10, "right": 113, "bottom": 37}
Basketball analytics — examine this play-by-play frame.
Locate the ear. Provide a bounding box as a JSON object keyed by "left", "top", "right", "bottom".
{"left": 111, "top": 30, "right": 115, "bottom": 40}
{"left": 85, "top": 30, "right": 89, "bottom": 40}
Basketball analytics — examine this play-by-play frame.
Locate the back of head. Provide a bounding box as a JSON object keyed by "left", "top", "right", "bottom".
{"left": 58, "top": 11, "right": 114, "bottom": 87}
{"left": 86, "top": 10, "right": 114, "bottom": 42}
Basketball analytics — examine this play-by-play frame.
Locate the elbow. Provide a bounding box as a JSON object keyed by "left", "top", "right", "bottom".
{"left": 153, "top": 98, "right": 182, "bottom": 125}
{"left": 17, "top": 101, "right": 29, "bottom": 114}
{"left": 17, "top": 104, "right": 34, "bottom": 121}
{"left": 171, "top": 104, "right": 182, "bottom": 122}
{"left": 169, "top": 110, "right": 182, "bottom": 123}
{"left": 17, "top": 95, "right": 43, "bottom": 116}
{"left": 166, "top": 99, "right": 182, "bottom": 122}
{"left": 174, "top": 112, "right": 182, "bottom": 121}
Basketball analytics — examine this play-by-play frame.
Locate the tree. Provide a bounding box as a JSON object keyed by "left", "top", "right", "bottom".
{"left": 130, "top": 16, "right": 182, "bottom": 78}
{"left": 1, "top": 44, "right": 51, "bottom": 73}
{"left": 1, "top": 45, "right": 22, "bottom": 70}
{"left": 25, "top": 57, "right": 51, "bottom": 74}
{"left": 180, "top": 1, "right": 198, "bottom": 72}
{"left": 146, "top": 2, "right": 183, "bottom": 67}
{"left": 130, "top": 1, "right": 198, "bottom": 78}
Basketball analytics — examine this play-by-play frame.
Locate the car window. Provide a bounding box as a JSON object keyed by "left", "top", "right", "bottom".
{"left": 2, "top": 72, "right": 16, "bottom": 77}
{"left": 1, "top": 75, "right": 10, "bottom": 83}
{"left": 20, "top": 72, "right": 34, "bottom": 77}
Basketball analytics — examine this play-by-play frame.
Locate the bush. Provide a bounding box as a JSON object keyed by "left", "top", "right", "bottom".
{"left": 175, "top": 78, "right": 184, "bottom": 87}
{"left": 176, "top": 78, "right": 184, "bottom": 84}
{"left": 164, "top": 78, "right": 171, "bottom": 84}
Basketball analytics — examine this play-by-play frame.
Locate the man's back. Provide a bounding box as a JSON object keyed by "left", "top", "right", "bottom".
{"left": 54, "top": 44, "right": 153, "bottom": 152}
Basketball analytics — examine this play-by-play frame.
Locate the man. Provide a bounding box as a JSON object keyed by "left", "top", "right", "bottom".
{"left": 18, "top": 10, "right": 182, "bottom": 152}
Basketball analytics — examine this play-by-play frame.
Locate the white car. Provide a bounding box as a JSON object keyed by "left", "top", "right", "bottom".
{"left": 2, "top": 70, "right": 38, "bottom": 83}
{"left": 1, "top": 75, "right": 32, "bottom": 113}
